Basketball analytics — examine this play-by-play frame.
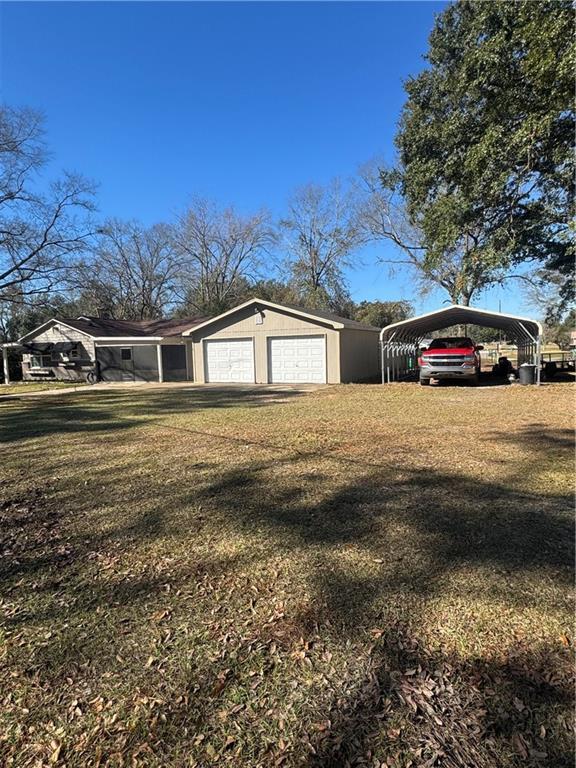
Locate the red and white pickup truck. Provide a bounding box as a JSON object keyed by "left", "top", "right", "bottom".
{"left": 418, "top": 337, "right": 483, "bottom": 386}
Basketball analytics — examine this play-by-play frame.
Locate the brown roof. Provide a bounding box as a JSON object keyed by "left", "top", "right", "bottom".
{"left": 19, "top": 300, "right": 380, "bottom": 345}
{"left": 278, "top": 302, "right": 381, "bottom": 331}
{"left": 61, "top": 316, "right": 208, "bottom": 338}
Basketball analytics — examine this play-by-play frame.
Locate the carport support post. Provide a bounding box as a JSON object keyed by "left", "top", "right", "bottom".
{"left": 2, "top": 346, "right": 9, "bottom": 385}
{"left": 536, "top": 334, "right": 542, "bottom": 385}
{"left": 518, "top": 322, "right": 542, "bottom": 386}
{"left": 156, "top": 344, "right": 164, "bottom": 383}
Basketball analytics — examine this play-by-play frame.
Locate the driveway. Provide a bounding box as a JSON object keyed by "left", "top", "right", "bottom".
{"left": 0, "top": 381, "right": 326, "bottom": 400}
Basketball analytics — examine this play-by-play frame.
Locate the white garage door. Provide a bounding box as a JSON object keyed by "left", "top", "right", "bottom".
{"left": 205, "top": 339, "right": 254, "bottom": 383}
{"left": 268, "top": 336, "right": 326, "bottom": 383}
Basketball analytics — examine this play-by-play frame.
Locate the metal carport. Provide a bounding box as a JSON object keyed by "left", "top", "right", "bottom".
{"left": 380, "top": 304, "right": 543, "bottom": 385}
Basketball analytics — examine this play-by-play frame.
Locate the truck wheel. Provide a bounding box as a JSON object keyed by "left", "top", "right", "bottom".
{"left": 419, "top": 378, "right": 430, "bottom": 386}
{"left": 468, "top": 375, "right": 479, "bottom": 386}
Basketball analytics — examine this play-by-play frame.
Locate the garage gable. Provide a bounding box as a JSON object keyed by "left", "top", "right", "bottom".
{"left": 188, "top": 302, "right": 337, "bottom": 340}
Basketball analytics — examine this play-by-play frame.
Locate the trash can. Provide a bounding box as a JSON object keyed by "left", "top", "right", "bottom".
{"left": 519, "top": 363, "right": 536, "bottom": 385}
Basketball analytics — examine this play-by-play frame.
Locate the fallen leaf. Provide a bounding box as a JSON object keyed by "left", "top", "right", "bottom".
{"left": 50, "top": 742, "right": 62, "bottom": 764}
{"left": 513, "top": 697, "right": 524, "bottom": 712}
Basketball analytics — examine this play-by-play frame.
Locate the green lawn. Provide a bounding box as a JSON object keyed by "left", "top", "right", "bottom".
{"left": 0, "top": 382, "right": 573, "bottom": 767}
{"left": 0, "top": 381, "right": 87, "bottom": 396}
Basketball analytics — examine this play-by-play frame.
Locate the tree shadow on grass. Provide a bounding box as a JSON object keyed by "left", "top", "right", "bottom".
{"left": 0, "top": 385, "right": 308, "bottom": 444}
{"left": 1, "top": 416, "right": 573, "bottom": 766}
{"left": 14, "top": 417, "right": 562, "bottom": 632}
{"left": 487, "top": 424, "right": 574, "bottom": 450}
{"left": 186, "top": 424, "right": 573, "bottom": 766}
{"left": 11, "top": 552, "right": 246, "bottom": 678}
{"left": 305, "top": 626, "right": 574, "bottom": 768}
{"left": 194, "top": 425, "right": 573, "bottom": 580}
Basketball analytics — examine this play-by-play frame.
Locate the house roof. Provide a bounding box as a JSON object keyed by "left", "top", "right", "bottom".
{"left": 182, "top": 298, "right": 381, "bottom": 335}
{"left": 16, "top": 300, "right": 380, "bottom": 345}
{"left": 279, "top": 303, "right": 382, "bottom": 331}
{"left": 18, "top": 316, "right": 208, "bottom": 342}
{"left": 68, "top": 316, "right": 209, "bottom": 337}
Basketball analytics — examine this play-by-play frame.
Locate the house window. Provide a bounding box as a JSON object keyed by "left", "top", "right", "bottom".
{"left": 51, "top": 350, "right": 62, "bottom": 364}
{"left": 68, "top": 348, "right": 80, "bottom": 359}
{"left": 121, "top": 348, "right": 132, "bottom": 361}
{"left": 30, "top": 354, "right": 52, "bottom": 369}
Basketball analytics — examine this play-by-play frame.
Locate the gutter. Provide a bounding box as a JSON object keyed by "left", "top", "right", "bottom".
{"left": 92, "top": 337, "right": 164, "bottom": 342}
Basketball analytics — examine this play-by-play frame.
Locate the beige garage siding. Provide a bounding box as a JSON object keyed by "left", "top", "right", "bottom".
{"left": 339, "top": 328, "right": 381, "bottom": 383}
{"left": 191, "top": 305, "right": 341, "bottom": 384}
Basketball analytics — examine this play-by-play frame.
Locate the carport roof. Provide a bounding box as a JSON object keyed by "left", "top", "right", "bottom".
{"left": 380, "top": 305, "right": 542, "bottom": 344}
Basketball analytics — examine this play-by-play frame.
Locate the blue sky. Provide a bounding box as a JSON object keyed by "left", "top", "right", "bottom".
{"left": 1, "top": 1, "right": 530, "bottom": 315}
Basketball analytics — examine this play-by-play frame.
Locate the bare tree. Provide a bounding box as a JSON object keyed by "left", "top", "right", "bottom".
{"left": 0, "top": 106, "right": 96, "bottom": 303}
{"left": 356, "top": 160, "right": 509, "bottom": 306}
{"left": 171, "top": 198, "right": 274, "bottom": 315}
{"left": 521, "top": 268, "right": 571, "bottom": 325}
{"left": 72, "top": 220, "right": 182, "bottom": 320}
{"left": 280, "top": 180, "right": 361, "bottom": 312}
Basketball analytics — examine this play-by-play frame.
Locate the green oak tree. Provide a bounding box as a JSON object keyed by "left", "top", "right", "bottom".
{"left": 353, "top": 299, "right": 413, "bottom": 328}
{"left": 394, "top": 0, "right": 574, "bottom": 308}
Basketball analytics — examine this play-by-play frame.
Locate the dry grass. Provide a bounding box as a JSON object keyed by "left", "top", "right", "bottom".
{"left": 0, "top": 380, "right": 574, "bottom": 767}
{"left": 0, "top": 382, "right": 87, "bottom": 396}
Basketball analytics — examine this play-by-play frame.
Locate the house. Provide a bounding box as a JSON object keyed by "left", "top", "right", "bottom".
{"left": 2, "top": 299, "right": 381, "bottom": 385}
{"left": 12, "top": 316, "right": 206, "bottom": 384}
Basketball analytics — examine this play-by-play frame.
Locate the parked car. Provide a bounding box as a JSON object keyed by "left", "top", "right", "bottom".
{"left": 418, "top": 337, "right": 483, "bottom": 386}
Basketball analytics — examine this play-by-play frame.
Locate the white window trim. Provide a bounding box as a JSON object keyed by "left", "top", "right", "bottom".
{"left": 30, "top": 354, "right": 52, "bottom": 369}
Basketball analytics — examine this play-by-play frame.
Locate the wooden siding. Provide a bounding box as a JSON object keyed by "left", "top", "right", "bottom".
{"left": 22, "top": 322, "right": 95, "bottom": 382}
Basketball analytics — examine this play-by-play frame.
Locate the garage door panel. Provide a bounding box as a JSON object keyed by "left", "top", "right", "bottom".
{"left": 205, "top": 339, "right": 254, "bottom": 383}
{"left": 268, "top": 336, "right": 326, "bottom": 384}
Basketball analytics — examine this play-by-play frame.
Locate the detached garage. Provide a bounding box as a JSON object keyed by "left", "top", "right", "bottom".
{"left": 184, "top": 298, "right": 380, "bottom": 384}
